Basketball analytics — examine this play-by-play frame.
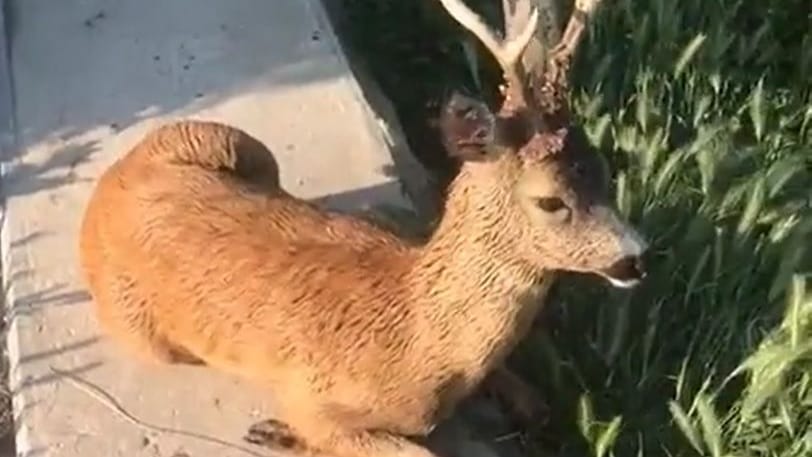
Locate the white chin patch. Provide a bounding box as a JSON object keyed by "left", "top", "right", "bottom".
{"left": 604, "top": 275, "right": 642, "bottom": 289}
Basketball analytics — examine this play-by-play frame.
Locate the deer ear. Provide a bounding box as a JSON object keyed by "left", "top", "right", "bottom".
{"left": 438, "top": 92, "right": 501, "bottom": 162}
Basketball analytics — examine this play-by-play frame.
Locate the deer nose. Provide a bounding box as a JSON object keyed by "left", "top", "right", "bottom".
{"left": 601, "top": 255, "right": 646, "bottom": 288}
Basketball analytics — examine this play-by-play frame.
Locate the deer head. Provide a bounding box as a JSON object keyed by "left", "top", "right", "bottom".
{"left": 436, "top": 0, "right": 647, "bottom": 287}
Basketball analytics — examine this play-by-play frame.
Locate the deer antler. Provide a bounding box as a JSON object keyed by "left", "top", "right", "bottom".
{"left": 550, "top": 0, "right": 602, "bottom": 68}
{"left": 438, "top": 0, "right": 539, "bottom": 111}
{"left": 440, "top": 0, "right": 603, "bottom": 127}
{"left": 536, "top": 0, "right": 604, "bottom": 123}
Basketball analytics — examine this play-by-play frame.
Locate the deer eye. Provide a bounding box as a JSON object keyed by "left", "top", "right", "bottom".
{"left": 535, "top": 197, "right": 567, "bottom": 213}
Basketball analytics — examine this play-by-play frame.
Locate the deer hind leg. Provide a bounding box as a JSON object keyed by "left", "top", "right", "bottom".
{"left": 245, "top": 416, "right": 438, "bottom": 457}
{"left": 484, "top": 365, "right": 549, "bottom": 428}
{"left": 92, "top": 271, "right": 202, "bottom": 366}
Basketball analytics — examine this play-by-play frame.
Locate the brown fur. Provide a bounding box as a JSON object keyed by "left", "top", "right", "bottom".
{"left": 79, "top": 2, "right": 645, "bottom": 457}
{"left": 79, "top": 115, "right": 640, "bottom": 457}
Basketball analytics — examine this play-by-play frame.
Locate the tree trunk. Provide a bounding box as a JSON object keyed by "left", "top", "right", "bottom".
{"left": 502, "top": 0, "right": 571, "bottom": 76}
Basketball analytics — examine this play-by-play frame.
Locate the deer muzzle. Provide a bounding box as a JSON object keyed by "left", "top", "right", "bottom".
{"left": 594, "top": 207, "right": 648, "bottom": 288}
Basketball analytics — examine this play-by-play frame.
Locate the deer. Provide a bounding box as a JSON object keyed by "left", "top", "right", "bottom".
{"left": 77, "top": 0, "right": 645, "bottom": 456}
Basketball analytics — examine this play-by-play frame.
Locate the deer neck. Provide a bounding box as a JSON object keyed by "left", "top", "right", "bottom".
{"left": 409, "top": 159, "right": 551, "bottom": 371}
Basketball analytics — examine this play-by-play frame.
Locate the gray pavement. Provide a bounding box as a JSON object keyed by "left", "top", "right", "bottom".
{"left": 0, "top": 1, "right": 525, "bottom": 457}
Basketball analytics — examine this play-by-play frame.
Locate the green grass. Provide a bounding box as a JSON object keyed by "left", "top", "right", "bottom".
{"left": 334, "top": 0, "right": 812, "bottom": 456}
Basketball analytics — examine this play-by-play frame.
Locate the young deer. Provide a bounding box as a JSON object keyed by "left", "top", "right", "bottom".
{"left": 78, "top": 0, "right": 645, "bottom": 456}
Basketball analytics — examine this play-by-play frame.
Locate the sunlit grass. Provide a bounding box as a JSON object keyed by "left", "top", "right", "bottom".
{"left": 336, "top": 0, "right": 811, "bottom": 455}
{"left": 522, "top": 0, "right": 811, "bottom": 455}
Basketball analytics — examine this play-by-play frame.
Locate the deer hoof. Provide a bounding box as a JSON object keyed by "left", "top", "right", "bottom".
{"left": 244, "top": 418, "right": 302, "bottom": 450}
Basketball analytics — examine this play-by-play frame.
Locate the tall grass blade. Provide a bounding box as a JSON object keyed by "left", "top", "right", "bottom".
{"left": 696, "top": 394, "right": 724, "bottom": 457}
{"left": 674, "top": 34, "right": 706, "bottom": 78}
{"left": 669, "top": 401, "right": 704, "bottom": 455}
{"left": 578, "top": 393, "right": 596, "bottom": 442}
{"left": 635, "top": 72, "right": 651, "bottom": 132}
{"left": 654, "top": 149, "right": 686, "bottom": 196}
{"left": 596, "top": 416, "right": 623, "bottom": 457}
{"left": 749, "top": 78, "right": 766, "bottom": 142}
{"left": 768, "top": 220, "right": 811, "bottom": 301}
{"left": 616, "top": 170, "right": 630, "bottom": 217}
{"left": 684, "top": 246, "right": 710, "bottom": 304}
{"left": 674, "top": 357, "right": 689, "bottom": 403}
{"left": 801, "top": 105, "right": 812, "bottom": 139}
{"left": 641, "top": 128, "right": 665, "bottom": 186}
{"left": 777, "top": 395, "right": 795, "bottom": 436}
{"left": 736, "top": 176, "right": 765, "bottom": 236}
{"left": 589, "top": 113, "right": 612, "bottom": 147}
{"left": 765, "top": 156, "right": 805, "bottom": 198}
{"left": 693, "top": 94, "right": 712, "bottom": 128}
{"left": 607, "top": 295, "right": 631, "bottom": 364}
{"left": 783, "top": 275, "right": 807, "bottom": 349}
{"left": 736, "top": 338, "right": 812, "bottom": 420}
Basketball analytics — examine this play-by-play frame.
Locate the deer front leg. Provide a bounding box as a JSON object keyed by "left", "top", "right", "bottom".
{"left": 245, "top": 418, "right": 303, "bottom": 451}
{"left": 484, "top": 365, "right": 549, "bottom": 428}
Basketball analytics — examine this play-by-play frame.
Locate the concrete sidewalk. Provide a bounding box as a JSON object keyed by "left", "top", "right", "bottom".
{"left": 0, "top": 0, "right": 531, "bottom": 456}
{"left": 0, "top": 0, "right": 428, "bottom": 456}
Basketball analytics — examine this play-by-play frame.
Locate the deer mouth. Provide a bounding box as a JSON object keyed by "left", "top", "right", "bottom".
{"left": 600, "top": 256, "right": 646, "bottom": 288}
